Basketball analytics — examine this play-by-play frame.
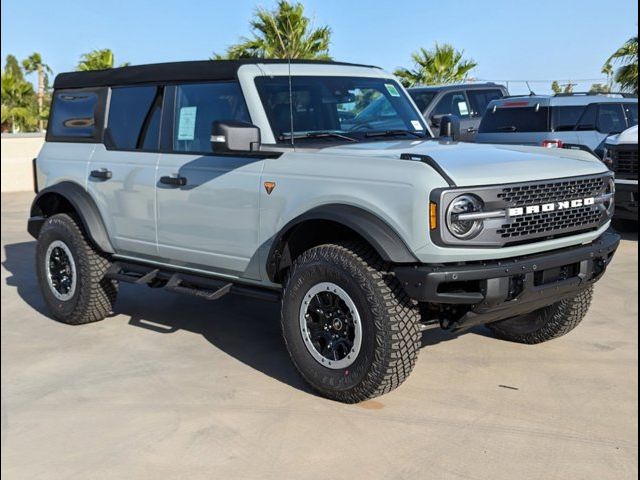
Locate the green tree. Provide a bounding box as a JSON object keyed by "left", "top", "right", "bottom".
{"left": 1, "top": 69, "right": 37, "bottom": 133}
{"left": 604, "top": 36, "right": 638, "bottom": 94}
{"left": 601, "top": 62, "right": 614, "bottom": 91}
{"left": 4, "top": 55, "right": 24, "bottom": 80}
{"left": 589, "top": 83, "right": 611, "bottom": 93}
{"left": 394, "top": 43, "right": 477, "bottom": 87}
{"left": 76, "top": 49, "right": 129, "bottom": 71}
{"left": 22, "top": 53, "right": 52, "bottom": 131}
{"left": 551, "top": 81, "right": 562, "bottom": 94}
{"left": 214, "top": 1, "right": 331, "bottom": 60}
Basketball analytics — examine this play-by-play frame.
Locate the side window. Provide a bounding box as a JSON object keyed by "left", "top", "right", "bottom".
{"left": 623, "top": 103, "right": 638, "bottom": 127}
{"left": 48, "top": 90, "right": 101, "bottom": 140}
{"left": 576, "top": 104, "right": 598, "bottom": 130}
{"left": 173, "top": 82, "right": 250, "bottom": 153}
{"left": 596, "top": 104, "right": 626, "bottom": 134}
{"left": 551, "top": 106, "right": 586, "bottom": 131}
{"left": 107, "top": 86, "right": 161, "bottom": 150}
{"left": 432, "top": 92, "right": 471, "bottom": 119}
{"left": 409, "top": 91, "right": 436, "bottom": 113}
{"left": 467, "top": 89, "right": 504, "bottom": 117}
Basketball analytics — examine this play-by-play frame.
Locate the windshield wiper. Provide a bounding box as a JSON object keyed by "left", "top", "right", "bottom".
{"left": 364, "top": 129, "right": 425, "bottom": 138}
{"left": 279, "top": 131, "right": 357, "bottom": 142}
{"left": 497, "top": 125, "right": 517, "bottom": 132}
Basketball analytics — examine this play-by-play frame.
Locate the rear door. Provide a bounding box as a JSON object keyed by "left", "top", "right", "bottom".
{"left": 88, "top": 85, "right": 162, "bottom": 256}
{"left": 466, "top": 88, "right": 505, "bottom": 139}
{"left": 155, "top": 82, "right": 264, "bottom": 278}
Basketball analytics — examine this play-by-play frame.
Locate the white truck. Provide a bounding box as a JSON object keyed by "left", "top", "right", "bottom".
{"left": 28, "top": 60, "right": 619, "bottom": 402}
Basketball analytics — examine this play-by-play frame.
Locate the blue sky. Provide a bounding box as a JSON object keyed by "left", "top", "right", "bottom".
{"left": 1, "top": 0, "right": 637, "bottom": 94}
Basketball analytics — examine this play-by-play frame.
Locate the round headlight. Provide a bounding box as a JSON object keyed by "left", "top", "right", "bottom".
{"left": 446, "top": 195, "right": 484, "bottom": 239}
{"left": 604, "top": 177, "right": 615, "bottom": 217}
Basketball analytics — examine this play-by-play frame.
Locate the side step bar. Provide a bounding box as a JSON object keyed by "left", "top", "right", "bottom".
{"left": 105, "top": 262, "right": 280, "bottom": 302}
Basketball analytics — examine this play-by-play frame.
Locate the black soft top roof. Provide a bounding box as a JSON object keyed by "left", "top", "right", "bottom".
{"left": 53, "top": 59, "right": 380, "bottom": 89}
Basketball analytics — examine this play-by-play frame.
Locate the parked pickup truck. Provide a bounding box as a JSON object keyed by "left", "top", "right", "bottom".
{"left": 602, "top": 125, "right": 638, "bottom": 221}
{"left": 29, "top": 60, "right": 619, "bottom": 402}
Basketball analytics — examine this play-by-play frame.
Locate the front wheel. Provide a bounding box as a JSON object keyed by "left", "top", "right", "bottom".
{"left": 280, "top": 242, "right": 421, "bottom": 403}
{"left": 486, "top": 287, "right": 593, "bottom": 344}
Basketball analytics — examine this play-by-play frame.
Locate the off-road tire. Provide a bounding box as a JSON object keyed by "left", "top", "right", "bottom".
{"left": 487, "top": 287, "right": 593, "bottom": 344}
{"left": 281, "top": 242, "right": 421, "bottom": 403}
{"left": 36, "top": 213, "right": 118, "bottom": 324}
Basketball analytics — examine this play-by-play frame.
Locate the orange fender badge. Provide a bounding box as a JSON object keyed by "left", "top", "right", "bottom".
{"left": 264, "top": 181, "right": 276, "bottom": 195}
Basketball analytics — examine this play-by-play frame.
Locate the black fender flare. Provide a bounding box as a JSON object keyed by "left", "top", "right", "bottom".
{"left": 28, "top": 181, "right": 114, "bottom": 254}
{"left": 266, "top": 204, "right": 418, "bottom": 282}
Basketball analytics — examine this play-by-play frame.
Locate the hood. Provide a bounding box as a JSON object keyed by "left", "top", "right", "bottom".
{"left": 606, "top": 125, "right": 638, "bottom": 146}
{"left": 322, "top": 140, "right": 608, "bottom": 187}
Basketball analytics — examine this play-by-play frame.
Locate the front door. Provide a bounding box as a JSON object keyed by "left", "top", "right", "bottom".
{"left": 88, "top": 85, "right": 163, "bottom": 256}
{"left": 430, "top": 90, "right": 476, "bottom": 141}
{"left": 155, "top": 82, "right": 263, "bottom": 279}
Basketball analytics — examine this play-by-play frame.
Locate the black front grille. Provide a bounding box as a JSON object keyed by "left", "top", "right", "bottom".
{"left": 612, "top": 147, "right": 638, "bottom": 178}
{"left": 498, "top": 176, "right": 606, "bottom": 206}
{"left": 497, "top": 206, "right": 602, "bottom": 239}
{"left": 435, "top": 173, "right": 613, "bottom": 247}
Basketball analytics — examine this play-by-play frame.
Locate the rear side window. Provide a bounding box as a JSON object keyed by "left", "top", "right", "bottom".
{"left": 173, "top": 82, "right": 250, "bottom": 153}
{"left": 623, "top": 103, "right": 638, "bottom": 127}
{"left": 551, "top": 106, "right": 586, "bottom": 131}
{"left": 597, "top": 104, "right": 626, "bottom": 134}
{"left": 409, "top": 91, "right": 436, "bottom": 112}
{"left": 467, "top": 89, "right": 504, "bottom": 117}
{"left": 433, "top": 92, "right": 471, "bottom": 118}
{"left": 107, "top": 86, "right": 162, "bottom": 150}
{"left": 479, "top": 106, "right": 550, "bottom": 133}
{"left": 48, "top": 90, "right": 102, "bottom": 140}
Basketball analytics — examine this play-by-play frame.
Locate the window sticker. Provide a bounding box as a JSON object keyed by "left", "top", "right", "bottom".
{"left": 411, "top": 120, "right": 424, "bottom": 130}
{"left": 385, "top": 83, "right": 401, "bottom": 97}
{"left": 177, "top": 106, "right": 197, "bottom": 140}
{"left": 458, "top": 101, "right": 469, "bottom": 116}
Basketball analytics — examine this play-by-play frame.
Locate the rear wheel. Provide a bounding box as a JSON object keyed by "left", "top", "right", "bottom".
{"left": 281, "top": 242, "right": 421, "bottom": 403}
{"left": 487, "top": 287, "right": 593, "bottom": 344}
{"left": 36, "top": 213, "right": 118, "bottom": 324}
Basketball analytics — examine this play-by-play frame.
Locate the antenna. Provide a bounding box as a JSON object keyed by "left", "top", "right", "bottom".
{"left": 525, "top": 81, "right": 535, "bottom": 96}
{"left": 270, "top": 14, "right": 295, "bottom": 147}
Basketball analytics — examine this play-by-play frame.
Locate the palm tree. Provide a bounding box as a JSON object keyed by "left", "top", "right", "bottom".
{"left": 604, "top": 36, "right": 638, "bottom": 94}
{"left": 76, "top": 49, "right": 129, "bottom": 71}
{"left": 214, "top": 1, "right": 331, "bottom": 60}
{"left": 394, "top": 44, "right": 477, "bottom": 87}
{"left": 1, "top": 71, "right": 37, "bottom": 133}
{"left": 22, "top": 53, "right": 52, "bottom": 131}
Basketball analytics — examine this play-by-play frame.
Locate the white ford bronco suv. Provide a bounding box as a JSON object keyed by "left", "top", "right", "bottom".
{"left": 29, "top": 60, "right": 619, "bottom": 402}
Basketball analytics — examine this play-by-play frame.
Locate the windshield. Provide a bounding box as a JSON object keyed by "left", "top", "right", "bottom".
{"left": 255, "top": 76, "right": 429, "bottom": 142}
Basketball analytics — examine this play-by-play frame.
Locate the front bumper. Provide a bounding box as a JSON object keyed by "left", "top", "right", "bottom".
{"left": 395, "top": 231, "right": 620, "bottom": 329}
{"left": 614, "top": 179, "right": 638, "bottom": 221}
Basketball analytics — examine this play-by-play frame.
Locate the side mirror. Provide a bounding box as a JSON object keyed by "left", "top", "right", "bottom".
{"left": 211, "top": 121, "right": 260, "bottom": 153}
{"left": 439, "top": 115, "right": 461, "bottom": 141}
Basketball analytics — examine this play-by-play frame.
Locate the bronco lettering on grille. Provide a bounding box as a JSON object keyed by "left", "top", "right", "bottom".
{"left": 508, "top": 197, "right": 596, "bottom": 217}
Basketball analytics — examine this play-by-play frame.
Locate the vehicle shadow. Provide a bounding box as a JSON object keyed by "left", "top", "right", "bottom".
{"left": 611, "top": 221, "right": 638, "bottom": 241}
{"left": 2, "top": 241, "right": 490, "bottom": 395}
{"left": 2, "top": 241, "right": 49, "bottom": 316}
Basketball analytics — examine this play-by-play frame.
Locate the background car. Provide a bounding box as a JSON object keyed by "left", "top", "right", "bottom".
{"left": 407, "top": 82, "right": 508, "bottom": 141}
{"left": 476, "top": 92, "right": 638, "bottom": 154}
{"left": 602, "top": 125, "right": 638, "bottom": 221}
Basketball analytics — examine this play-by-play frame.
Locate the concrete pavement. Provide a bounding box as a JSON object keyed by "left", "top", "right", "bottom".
{"left": 1, "top": 191, "right": 637, "bottom": 480}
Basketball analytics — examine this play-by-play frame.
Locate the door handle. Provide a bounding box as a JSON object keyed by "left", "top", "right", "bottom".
{"left": 160, "top": 175, "right": 187, "bottom": 187}
{"left": 466, "top": 127, "right": 478, "bottom": 133}
{"left": 90, "top": 169, "right": 112, "bottom": 180}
